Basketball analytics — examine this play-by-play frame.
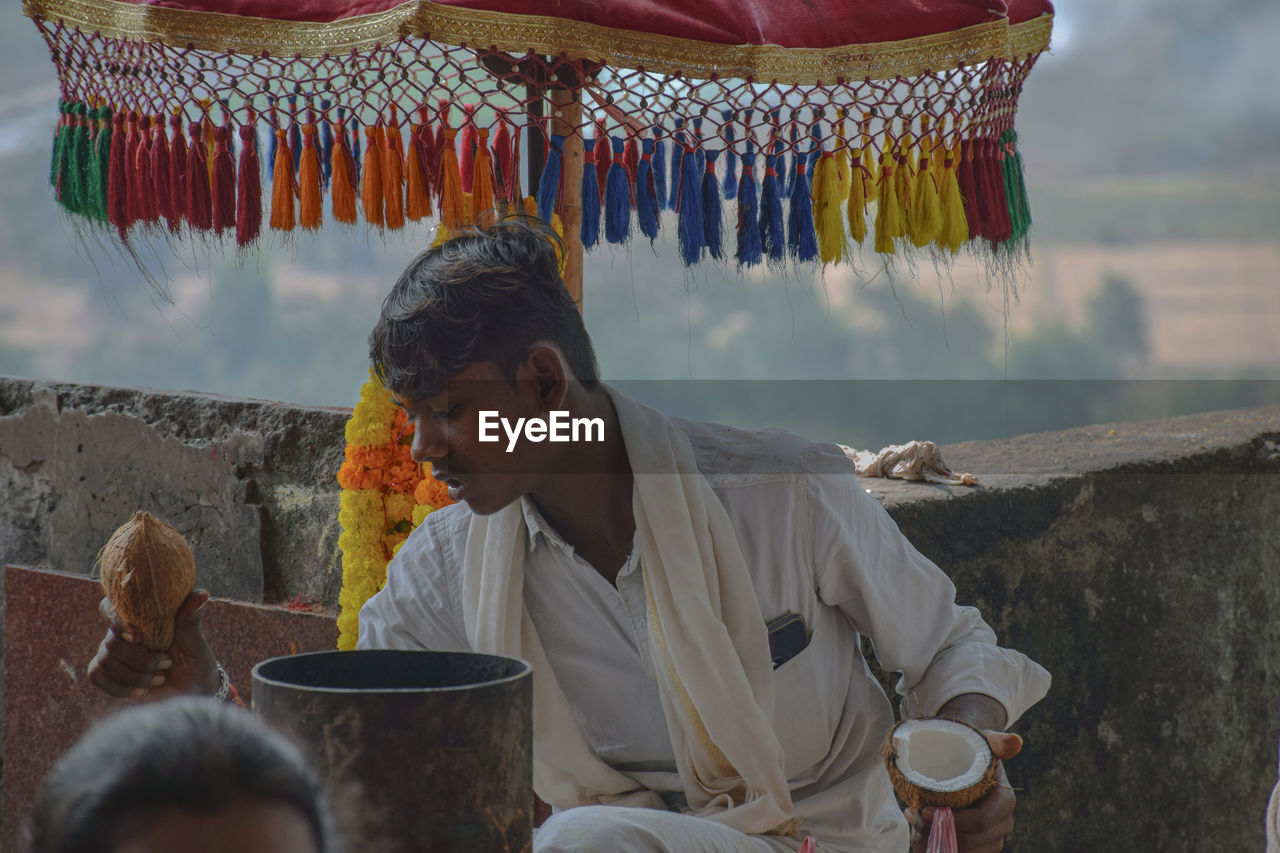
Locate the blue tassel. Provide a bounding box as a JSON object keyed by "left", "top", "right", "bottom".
{"left": 319, "top": 99, "right": 333, "bottom": 186}
{"left": 580, "top": 136, "right": 601, "bottom": 249}
{"left": 677, "top": 145, "right": 704, "bottom": 265}
{"left": 782, "top": 118, "right": 799, "bottom": 198}
{"left": 736, "top": 141, "right": 762, "bottom": 267}
{"left": 667, "top": 117, "right": 684, "bottom": 210}
{"left": 636, "top": 137, "right": 659, "bottom": 241}
{"left": 702, "top": 149, "right": 724, "bottom": 260}
{"left": 721, "top": 110, "right": 738, "bottom": 201}
{"left": 350, "top": 117, "right": 362, "bottom": 184}
{"left": 536, "top": 133, "right": 564, "bottom": 223}
{"left": 604, "top": 135, "right": 630, "bottom": 244}
{"left": 693, "top": 116, "right": 706, "bottom": 181}
{"left": 266, "top": 100, "right": 279, "bottom": 184}
{"left": 807, "top": 123, "right": 824, "bottom": 175}
{"left": 287, "top": 94, "right": 301, "bottom": 174}
{"left": 652, "top": 130, "right": 668, "bottom": 215}
{"left": 788, "top": 141, "right": 819, "bottom": 262}
{"left": 759, "top": 151, "right": 785, "bottom": 264}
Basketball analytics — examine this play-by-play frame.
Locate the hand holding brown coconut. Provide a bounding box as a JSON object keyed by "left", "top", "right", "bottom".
{"left": 88, "top": 512, "right": 220, "bottom": 701}
{"left": 885, "top": 717, "right": 1022, "bottom": 853}
{"left": 97, "top": 511, "right": 197, "bottom": 651}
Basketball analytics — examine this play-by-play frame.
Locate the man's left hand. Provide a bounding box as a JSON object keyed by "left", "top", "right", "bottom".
{"left": 904, "top": 731, "right": 1022, "bottom": 853}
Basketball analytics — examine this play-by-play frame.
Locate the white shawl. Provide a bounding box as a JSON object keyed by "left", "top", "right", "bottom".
{"left": 461, "top": 386, "right": 795, "bottom": 834}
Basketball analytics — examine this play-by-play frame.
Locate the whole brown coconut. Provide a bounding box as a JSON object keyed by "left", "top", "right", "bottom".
{"left": 882, "top": 717, "right": 999, "bottom": 812}
{"left": 97, "top": 511, "right": 196, "bottom": 652}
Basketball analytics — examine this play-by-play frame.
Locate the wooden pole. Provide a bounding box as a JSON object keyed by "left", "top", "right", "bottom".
{"left": 550, "top": 88, "right": 584, "bottom": 312}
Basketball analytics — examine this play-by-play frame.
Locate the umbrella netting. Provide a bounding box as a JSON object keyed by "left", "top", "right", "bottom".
{"left": 31, "top": 1, "right": 1050, "bottom": 272}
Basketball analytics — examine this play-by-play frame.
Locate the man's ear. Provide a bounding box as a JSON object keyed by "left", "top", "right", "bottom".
{"left": 522, "top": 344, "right": 568, "bottom": 413}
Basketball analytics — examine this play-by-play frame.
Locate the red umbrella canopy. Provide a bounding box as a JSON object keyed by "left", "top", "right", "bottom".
{"left": 25, "top": 0, "right": 1053, "bottom": 271}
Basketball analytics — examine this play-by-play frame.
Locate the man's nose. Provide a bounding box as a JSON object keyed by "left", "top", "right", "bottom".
{"left": 411, "top": 418, "right": 447, "bottom": 463}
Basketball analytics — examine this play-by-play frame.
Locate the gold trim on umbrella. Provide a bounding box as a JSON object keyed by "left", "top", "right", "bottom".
{"left": 1007, "top": 14, "right": 1053, "bottom": 59}
{"left": 23, "top": 0, "right": 1032, "bottom": 83}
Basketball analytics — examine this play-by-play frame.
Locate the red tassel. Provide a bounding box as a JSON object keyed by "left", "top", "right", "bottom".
{"left": 124, "top": 113, "right": 142, "bottom": 226}
{"left": 414, "top": 107, "right": 438, "bottom": 208}
{"left": 185, "top": 121, "right": 213, "bottom": 231}
{"left": 984, "top": 138, "right": 1012, "bottom": 243}
{"left": 330, "top": 119, "right": 358, "bottom": 225}
{"left": 151, "top": 117, "right": 176, "bottom": 232}
{"left": 236, "top": 119, "right": 262, "bottom": 246}
{"left": 406, "top": 118, "right": 431, "bottom": 221}
{"left": 431, "top": 99, "right": 450, "bottom": 199}
{"left": 491, "top": 109, "right": 515, "bottom": 204}
{"left": 168, "top": 114, "right": 187, "bottom": 225}
{"left": 106, "top": 111, "right": 129, "bottom": 239}
{"left": 957, "top": 138, "right": 981, "bottom": 240}
{"left": 382, "top": 107, "right": 405, "bottom": 230}
{"left": 135, "top": 115, "right": 159, "bottom": 225}
{"left": 458, "top": 103, "right": 478, "bottom": 194}
{"left": 624, "top": 131, "right": 639, "bottom": 184}
{"left": 211, "top": 125, "right": 236, "bottom": 234}
{"left": 593, "top": 118, "right": 609, "bottom": 202}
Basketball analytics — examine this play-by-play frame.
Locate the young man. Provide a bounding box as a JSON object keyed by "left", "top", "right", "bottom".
{"left": 91, "top": 219, "right": 1049, "bottom": 853}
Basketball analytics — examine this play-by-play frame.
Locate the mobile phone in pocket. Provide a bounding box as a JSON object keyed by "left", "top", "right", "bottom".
{"left": 766, "top": 612, "right": 810, "bottom": 669}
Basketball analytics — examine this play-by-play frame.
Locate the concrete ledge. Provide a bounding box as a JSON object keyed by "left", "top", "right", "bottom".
{"left": 3, "top": 375, "right": 1279, "bottom": 852}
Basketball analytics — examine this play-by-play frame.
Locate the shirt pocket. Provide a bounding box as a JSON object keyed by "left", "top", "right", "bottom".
{"left": 771, "top": 641, "right": 831, "bottom": 780}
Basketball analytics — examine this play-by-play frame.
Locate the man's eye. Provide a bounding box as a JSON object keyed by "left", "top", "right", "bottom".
{"left": 434, "top": 404, "right": 461, "bottom": 419}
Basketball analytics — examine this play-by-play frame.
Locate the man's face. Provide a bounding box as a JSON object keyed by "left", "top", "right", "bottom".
{"left": 402, "top": 360, "right": 551, "bottom": 516}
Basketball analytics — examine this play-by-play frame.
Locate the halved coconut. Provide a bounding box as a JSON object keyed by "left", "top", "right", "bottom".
{"left": 882, "top": 717, "right": 998, "bottom": 811}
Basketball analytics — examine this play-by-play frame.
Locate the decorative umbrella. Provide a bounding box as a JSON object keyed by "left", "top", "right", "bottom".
{"left": 23, "top": 0, "right": 1054, "bottom": 647}
{"left": 25, "top": 0, "right": 1053, "bottom": 305}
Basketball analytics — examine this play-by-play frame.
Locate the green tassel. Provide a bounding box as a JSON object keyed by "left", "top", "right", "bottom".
{"left": 67, "top": 103, "right": 91, "bottom": 216}
{"left": 1001, "top": 129, "right": 1029, "bottom": 243}
{"left": 51, "top": 100, "right": 72, "bottom": 207}
{"left": 91, "top": 106, "right": 113, "bottom": 222}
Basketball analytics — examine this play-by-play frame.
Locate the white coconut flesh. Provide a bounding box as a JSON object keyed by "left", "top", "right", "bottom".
{"left": 892, "top": 719, "right": 992, "bottom": 793}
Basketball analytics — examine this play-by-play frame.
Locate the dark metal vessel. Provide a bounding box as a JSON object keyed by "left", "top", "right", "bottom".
{"left": 253, "top": 649, "right": 533, "bottom": 852}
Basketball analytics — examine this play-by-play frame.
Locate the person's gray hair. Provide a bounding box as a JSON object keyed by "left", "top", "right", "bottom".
{"left": 29, "top": 697, "right": 339, "bottom": 853}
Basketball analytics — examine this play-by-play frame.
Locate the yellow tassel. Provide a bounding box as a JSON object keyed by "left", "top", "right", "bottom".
{"left": 438, "top": 128, "right": 465, "bottom": 230}
{"left": 873, "top": 157, "right": 901, "bottom": 255}
{"left": 834, "top": 113, "right": 852, "bottom": 204}
{"left": 298, "top": 124, "right": 322, "bottom": 230}
{"left": 910, "top": 154, "right": 942, "bottom": 247}
{"left": 522, "top": 195, "right": 538, "bottom": 218}
{"left": 812, "top": 152, "right": 846, "bottom": 265}
{"left": 896, "top": 131, "right": 917, "bottom": 244}
{"left": 269, "top": 129, "right": 295, "bottom": 231}
{"left": 406, "top": 123, "right": 430, "bottom": 221}
{"left": 471, "top": 127, "right": 496, "bottom": 226}
{"left": 361, "top": 125, "right": 384, "bottom": 227}
{"left": 937, "top": 143, "right": 969, "bottom": 252}
{"left": 430, "top": 225, "right": 451, "bottom": 249}
{"left": 847, "top": 146, "right": 868, "bottom": 244}
{"left": 383, "top": 121, "right": 405, "bottom": 230}
{"left": 330, "top": 120, "right": 357, "bottom": 225}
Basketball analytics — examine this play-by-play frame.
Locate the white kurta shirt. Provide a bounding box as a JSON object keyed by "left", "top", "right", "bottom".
{"left": 359, "top": 418, "right": 1051, "bottom": 852}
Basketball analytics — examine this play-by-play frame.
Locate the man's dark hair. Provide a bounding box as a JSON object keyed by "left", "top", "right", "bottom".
{"left": 369, "top": 217, "right": 600, "bottom": 402}
{"left": 30, "top": 697, "right": 338, "bottom": 853}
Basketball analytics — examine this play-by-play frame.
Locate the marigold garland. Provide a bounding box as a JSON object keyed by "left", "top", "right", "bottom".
{"left": 336, "top": 371, "right": 455, "bottom": 649}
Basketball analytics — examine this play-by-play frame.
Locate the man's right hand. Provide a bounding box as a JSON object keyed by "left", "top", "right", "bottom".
{"left": 88, "top": 590, "right": 221, "bottom": 701}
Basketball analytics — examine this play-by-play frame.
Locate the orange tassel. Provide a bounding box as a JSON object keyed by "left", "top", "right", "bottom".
{"left": 298, "top": 123, "right": 323, "bottom": 230}
{"left": 406, "top": 120, "right": 431, "bottom": 220}
{"left": 471, "top": 127, "right": 495, "bottom": 225}
{"left": 269, "top": 128, "right": 296, "bottom": 231}
{"left": 330, "top": 119, "right": 357, "bottom": 224}
{"left": 382, "top": 111, "right": 405, "bottom": 230}
{"left": 438, "top": 127, "right": 466, "bottom": 230}
{"left": 361, "top": 124, "right": 384, "bottom": 226}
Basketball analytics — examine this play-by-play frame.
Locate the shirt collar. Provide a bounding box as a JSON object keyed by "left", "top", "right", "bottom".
{"left": 519, "top": 494, "right": 574, "bottom": 553}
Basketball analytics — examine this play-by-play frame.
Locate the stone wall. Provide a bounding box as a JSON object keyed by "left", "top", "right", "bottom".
{"left": 2, "top": 375, "right": 1278, "bottom": 851}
